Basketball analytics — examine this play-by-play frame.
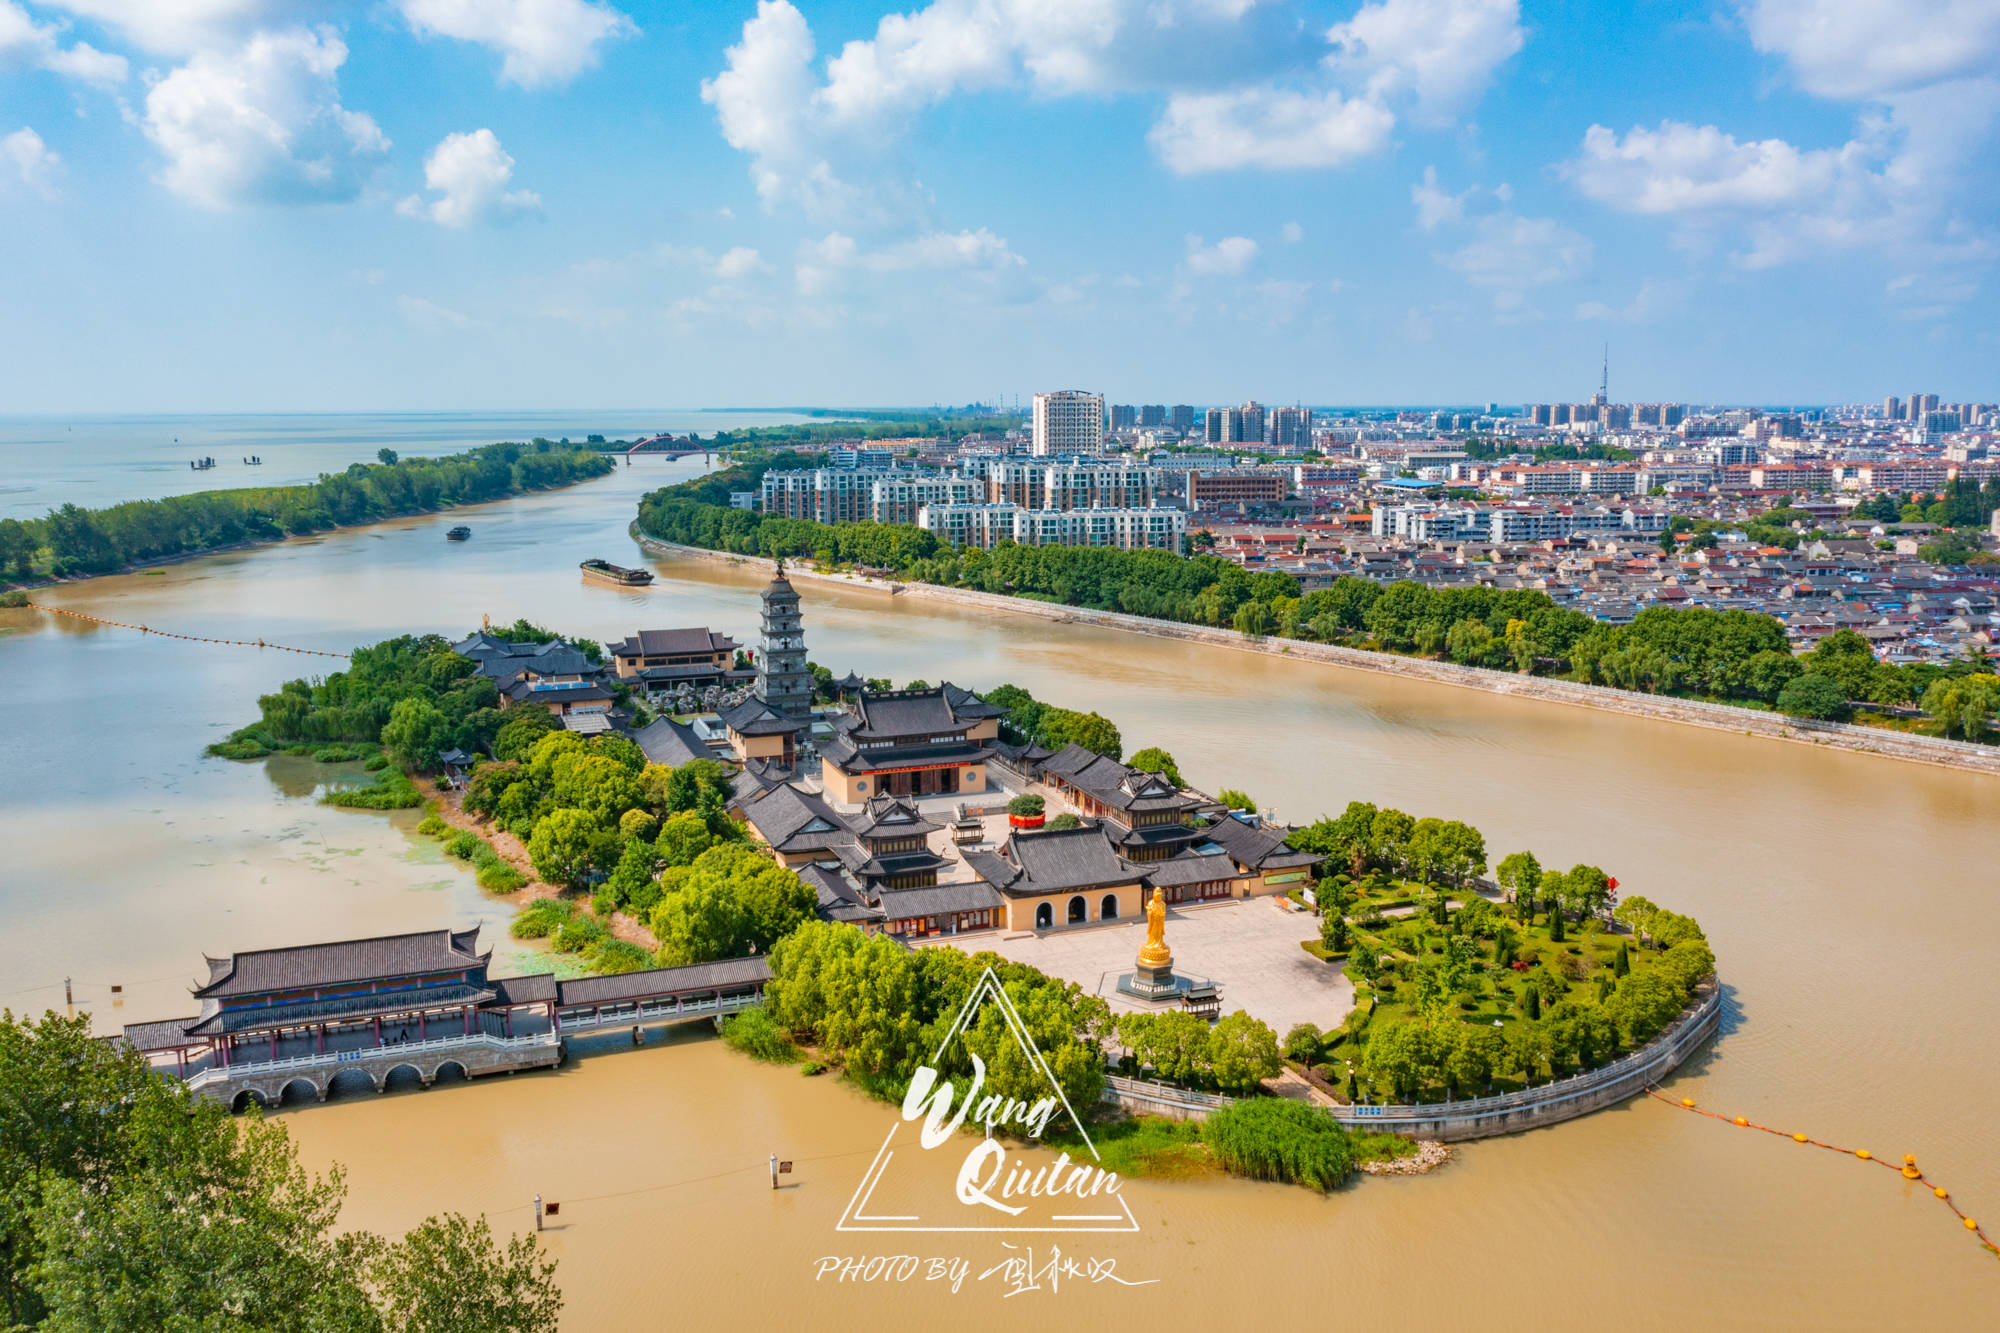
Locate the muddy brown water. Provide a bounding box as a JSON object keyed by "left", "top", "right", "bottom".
{"left": 4, "top": 458, "right": 1997, "bottom": 1328}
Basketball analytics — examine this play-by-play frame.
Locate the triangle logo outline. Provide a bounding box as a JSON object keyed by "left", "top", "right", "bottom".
{"left": 833, "top": 966, "right": 1140, "bottom": 1234}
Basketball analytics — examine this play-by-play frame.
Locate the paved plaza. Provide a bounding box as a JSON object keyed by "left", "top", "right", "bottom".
{"left": 941, "top": 895, "right": 1355, "bottom": 1037}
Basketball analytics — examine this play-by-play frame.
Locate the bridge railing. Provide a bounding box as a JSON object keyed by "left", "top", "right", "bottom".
{"left": 556, "top": 991, "right": 761, "bottom": 1032}
{"left": 182, "top": 1031, "right": 559, "bottom": 1091}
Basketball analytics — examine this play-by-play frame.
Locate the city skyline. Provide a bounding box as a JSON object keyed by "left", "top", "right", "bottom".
{"left": 2, "top": 0, "right": 1997, "bottom": 412}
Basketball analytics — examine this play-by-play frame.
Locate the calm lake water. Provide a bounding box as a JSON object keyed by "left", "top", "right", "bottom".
{"left": 2, "top": 444, "right": 1998, "bottom": 1330}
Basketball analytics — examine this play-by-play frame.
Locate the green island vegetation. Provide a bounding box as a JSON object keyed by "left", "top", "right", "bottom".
{"left": 0, "top": 1009, "right": 562, "bottom": 1332}
{"left": 1281, "top": 802, "right": 1715, "bottom": 1105}
{"left": 203, "top": 628, "right": 1712, "bottom": 1190}
{"left": 635, "top": 462, "right": 2000, "bottom": 743}
{"left": 0, "top": 441, "right": 613, "bottom": 587}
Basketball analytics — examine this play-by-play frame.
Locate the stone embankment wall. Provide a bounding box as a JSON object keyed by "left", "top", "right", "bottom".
{"left": 1098, "top": 979, "right": 1723, "bottom": 1142}
{"left": 634, "top": 532, "right": 2000, "bottom": 779}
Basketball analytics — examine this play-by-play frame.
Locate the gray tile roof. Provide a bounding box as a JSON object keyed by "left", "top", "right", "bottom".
{"left": 740, "top": 783, "right": 856, "bottom": 854}
{"left": 965, "top": 824, "right": 1146, "bottom": 897}
{"left": 193, "top": 927, "right": 488, "bottom": 999}
{"left": 629, "top": 717, "right": 716, "bottom": 768}
{"left": 721, "top": 697, "right": 805, "bottom": 737}
{"left": 876, "top": 881, "right": 1004, "bottom": 919}
{"left": 607, "top": 628, "right": 740, "bottom": 658}
{"left": 555, "top": 956, "right": 771, "bottom": 1006}
{"left": 850, "top": 687, "right": 972, "bottom": 739}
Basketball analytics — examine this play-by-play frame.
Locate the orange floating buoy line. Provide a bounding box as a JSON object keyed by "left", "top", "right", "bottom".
{"left": 19, "top": 603, "right": 349, "bottom": 660}
{"left": 1648, "top": 1088, "right": 1995, "bottom": 1262}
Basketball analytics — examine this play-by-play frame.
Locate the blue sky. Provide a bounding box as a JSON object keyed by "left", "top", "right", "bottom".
{"left": 1, "top": 0, "right": 1995, "bottom": 412}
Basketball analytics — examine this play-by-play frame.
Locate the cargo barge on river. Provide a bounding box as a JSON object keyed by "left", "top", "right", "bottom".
{"left": 580, "top": 558, "right": 653, "bottom": 586}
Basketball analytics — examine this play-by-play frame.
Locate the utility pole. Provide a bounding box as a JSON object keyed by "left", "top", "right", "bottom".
{"left": 64, "top": 977, "right": 72, "bottom": 1016}
{"left": 534, "top": 1194, "right": 544, "bottom": 1231}
{"left": 770, "top": 1155, "right": 779, "bottom": 1190}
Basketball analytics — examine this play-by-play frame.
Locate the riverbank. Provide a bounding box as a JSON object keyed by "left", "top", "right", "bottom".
{"left": 412, "top": 776, "right": 660, "bottom": 952}
{"left": 1, "top": 441, "right": 614, "bottom": 589}
{"left": 635, "top": 532, "right": 2000, "bottom": 779}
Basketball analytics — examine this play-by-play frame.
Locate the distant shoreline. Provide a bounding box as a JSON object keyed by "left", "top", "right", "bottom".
{"left": 633, "top": 529, "right": 2000, "bottom": 779}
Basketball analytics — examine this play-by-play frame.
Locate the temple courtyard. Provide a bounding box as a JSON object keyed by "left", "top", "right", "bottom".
{"left": 937, "top": 895, "right": 1355, "bottom": 1037}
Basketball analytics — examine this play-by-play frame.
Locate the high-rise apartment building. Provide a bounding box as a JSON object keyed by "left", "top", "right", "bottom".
{"left": 1205, "top": 408, "right": 1227, "bottom": 443}
{"left": 1031, "top": 390, "right": 1105, "bottom": 456}
{"left": 1169, "top": 404, "right": 1196, "bottom": 433}
{"left": 1109, "top": 403, "right": 1138, "bottom": 432}
{"left": 1237, "top": 401, "right": 1266, "bottom": 443}
{"left": 1884, "top": 396, "right": 1903, "bottom": 422}
{"left": 1269, "top": 406, "right": 1312, "bottom": 449}
{"left": 1138, "top": 404, "right": 1166, "bottom": 427}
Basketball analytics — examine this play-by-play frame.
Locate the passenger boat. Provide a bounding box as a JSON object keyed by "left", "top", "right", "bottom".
{"left": 580, "top": 558, "right": 653, "bottom": 586}
{"left": 446, "top": 526, "right": 472, "bottom": 541}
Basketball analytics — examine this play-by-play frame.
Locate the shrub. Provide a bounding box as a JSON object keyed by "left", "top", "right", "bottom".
{"left": 800, "top": 1061, "right": 824, "bottom": 1076}
{"left": 1217, "top": 788, "right": 1257, "bottom": 813}
{"left": 1007, "top": 794, "right": 1044, "bottom": 817}
{"left": 509, "top": 898, "right": 574, "bottom": 939}
{"left": 552, "top": 915, "right": 609, "bottom": 954}
{"left": 446, "top": 829, "right": 480, "bottom": 860}
{"left": 415, "top": 813, "right": 448, "bottom": 837}
{"left": 720, "top": 1004, "right": 799, "bottom": 1063}
{"left": 364, "top": 753, "right": 391, "bottom": 772}
{"left": 310, "top": 742, "right": 374, "bottom": 762}
{"left": 1201, "top": 1097, "right": 1356, "bottom": 1190}
{"left": 477, "top": 859, "right": 529, "bottom": 893}
{"left": 322, "top": 772, "right": 422, "bottom": 809}
{"left": 1046, "top": 813, "right": 1082, "bottom": 830}
{"left": 588, "top": 940, "right": 655, "bottom": 974}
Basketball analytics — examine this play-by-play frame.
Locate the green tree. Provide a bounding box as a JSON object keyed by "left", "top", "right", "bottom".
{"left": 491, "top": 708, "right": 557, "bottom": 761}
{"left": 1039, "top": 706, "right": 1123, "bottom": 760}
{"left": 1217, "top": 788, "right": 1257, "bottom": 812}
{"left": 1127, "top": 746, "right": 1184, "bottom": 788}
{"left": 527, "top": 807, "right": 611, "bottom": 889}
{"left": 650, "top": 872, "right": 750, "bottom": 965}
{"left": 655, "top": 809, "right": 716, "bottom": 867}
{"left": 366, "top": 1213, "right": 561, "bottom": 1333}
{"left": 380, "top": 696, "right": 452, "bottom": 772}
{"left": 1444, "top": 1024, "right": 1503, "bottom": 1095}
{"left": 1776, "top": 672, "right": 1852, "bottom": 721}
{"left": 1206, "top": 1011, "right": 1282, "bottom": 1095}
{"left": 377, "top": 448, "right": 399, "bottom": 465}
{"left": 604, "top": 838, "right": 659, "bottom": 909}
{"left": 1282, "top": 1023, "right": 1324, "bottom": 1065}
{"left": 27, "top": 1089, "right": 381, "bottom": 1333}
{"left": 1361, "top": 1020, "right": 1440, "bottom": 1102}
{"left": 1922, "top": 674, "right": 2000, "bottom": 741}
{"left": 1503, "top": 1020, "right": 1550, "bottom": 1085}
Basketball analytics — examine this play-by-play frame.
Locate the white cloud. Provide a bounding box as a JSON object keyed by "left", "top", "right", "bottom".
{"left": 1411, "top": 164, "right": 1472, "bottom": 229}
{"left": 142, "top": 26, "right": 389, "bottom": 209}
{"left": 1280, "top": 220, "right": 1303, "bottom": 242}
{"left": 1184, "top": 234, "right": 1259, "bottom": 275}
{"left": 397, "top": 128, "right": 540, "bottom": 227}
{"left": 1442, "top": 213, "right": 1593, "bottom": 290}
{"left": 1737, "top": 0, "right": 2000, "bottom": 101}
{"left": 1, "top": 126, "right": 59, "bottom": 196}
{"left": 1150, "top": 86, "right": 1394, "bottom": 172}
{"left": 397, "top": 293, "right": 481, "bottom": 332}
{"left": 397, "top": 0, "right": 637, "bottom": 89}
{"left": 793, "top": 225, "right": 1024, "bottom": 295}
{"left": 704, "top": 0, "right": 1517, "bottom": 207}
{"left": 33, "top": 0, "right": 266, "bottom": 54}
{"left": 715, "top": 245, "right": 767, "bottom": 278}
{"left": 1564, "top": 121, "right": 1869, "bottom": 214}
{"left": 1325, "top": 0, "right": 1524, "bottom": 127}
{"left": 0, "top": 1, "right": 127, "bottom": 84}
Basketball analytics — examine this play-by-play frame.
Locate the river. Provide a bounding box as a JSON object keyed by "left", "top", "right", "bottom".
{"left": 3, "top": 450, "right": 1997, "bottom": 1329}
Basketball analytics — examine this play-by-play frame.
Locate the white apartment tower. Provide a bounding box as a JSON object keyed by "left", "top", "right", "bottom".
{"left": 1031, "top": 390, "right": 1105, "bottom": 456}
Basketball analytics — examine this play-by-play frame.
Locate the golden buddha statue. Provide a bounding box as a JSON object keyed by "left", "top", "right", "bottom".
{"left": 1137, "top": 886, "right": 1172, "bottom": 967}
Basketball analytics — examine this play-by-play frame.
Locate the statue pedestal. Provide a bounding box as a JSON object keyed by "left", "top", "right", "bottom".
{"left": 1116, "top": 959, "right": 1189, "bottom": 1003}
